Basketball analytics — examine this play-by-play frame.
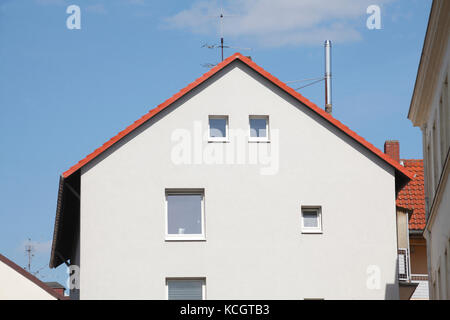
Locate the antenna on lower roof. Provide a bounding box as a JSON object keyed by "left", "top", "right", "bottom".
{"left": 24, "top": 238, "right": 35, "bottom": 273}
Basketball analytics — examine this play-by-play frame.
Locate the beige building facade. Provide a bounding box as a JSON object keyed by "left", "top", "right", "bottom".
{"left": 408, "top": 0, "right": 450, "bottom": 300}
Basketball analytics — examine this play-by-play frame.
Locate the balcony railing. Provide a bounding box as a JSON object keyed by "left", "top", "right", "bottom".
{"left": 398, "top": 248, "right": 429, "bottom": 299}
{"left": 398, "top": 248, "right": 410, "bottom": 281}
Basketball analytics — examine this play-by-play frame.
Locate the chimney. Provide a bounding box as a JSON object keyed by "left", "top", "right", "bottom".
{"left": 324, "top": 40, "right": 332, "bottom": 114}
{"left": 384, "top": 140, "right": 400, "bottom": 163}
{"left": 45, "top": 282, "right": 66, "bottom": 297}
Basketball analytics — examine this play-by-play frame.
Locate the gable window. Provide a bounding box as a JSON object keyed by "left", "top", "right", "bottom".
{"left": 167, "top": 278, "right": 205, "bottom": 300}
{"left": 249, "top": 115, "right": 269, "bottom": 142}
{"left": 301, "top": 206, "right": 322, "bottom": 233}
{"left": 165, "top": 190, "right": 205, "bottom": 240}
{"left": 209, "top": 116, "right": 228, "bottom": 142}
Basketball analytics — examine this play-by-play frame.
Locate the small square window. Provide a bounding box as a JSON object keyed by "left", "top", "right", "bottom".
{"left": 301, "top": 207, "right": 322, "bottom": 233}
{"left": 249, "top": 116, "right": 269, "bottom": 141}
{"left": 166, "top": 190, "right": 205, "bottom": 240}
{"left": 167, "top": 279, "right": 205, "bottom": 300}
{"left": 209, "top": 116, "right": 228, "bottom": 141}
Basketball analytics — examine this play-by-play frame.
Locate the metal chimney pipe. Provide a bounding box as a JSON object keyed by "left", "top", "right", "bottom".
{"left": 324, "top": 40, "right": 332, "bottom": 114}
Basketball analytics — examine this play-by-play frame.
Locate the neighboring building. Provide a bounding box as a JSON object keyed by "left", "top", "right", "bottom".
{"left": 385, "top": 141, "right": 429, "bottom": 300}
{"left": 0, "top": 253, "right": 67, "bottom": 300}
{"left": 50, "top": 53, "right": 413, "bottom": 299}
{"left": 408, "top": 0, "right": 450, "bottom": 300}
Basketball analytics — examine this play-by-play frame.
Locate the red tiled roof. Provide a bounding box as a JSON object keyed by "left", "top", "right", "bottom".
{"left": 61, "top": 53, "right": 413, "bottom": 182}
{"left": 397, "top": 159, "right": 425, "bottom": 230}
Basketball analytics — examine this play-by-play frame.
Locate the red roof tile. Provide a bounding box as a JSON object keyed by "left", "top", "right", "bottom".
{"left": 397, "top": 159, "right": 426, "bottom": 230}
{"left": 61, "top": 53, "right": 413, "bottom": 183}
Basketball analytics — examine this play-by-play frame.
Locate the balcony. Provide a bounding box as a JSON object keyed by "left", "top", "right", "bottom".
{"left": 410, "top": 274, "right": 429, "bottom": 300}
{"left": 398, "top": 248, "right": 429, "bottom": 299}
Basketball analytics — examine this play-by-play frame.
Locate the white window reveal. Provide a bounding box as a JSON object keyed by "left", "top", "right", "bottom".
{"left": 301, "top": 206, "right": 322, "bottom": 234}
{"left": 249, "top": 115, "right": 269, "bottom": 142}
{"left": 209, "top": 116, "right": 228, "bottom": 142}
{"left": 167, "top": 279, "right": 205, "bottom": 300}
{"left": 165, "top": 190, "right": 205, "bottom": 240}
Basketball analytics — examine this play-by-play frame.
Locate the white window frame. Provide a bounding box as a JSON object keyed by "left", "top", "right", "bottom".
{"left": 301, "top": 206, "right": 322, "bottom": 234}
{"left": 249, "top": 115, "right": 270, "bottom": 142}
{"left": 208, "top": 115, "right": 229, "bottom": 142}
{"left": 165, "top": 189, "right": 206, "bottom": 241}
{"left": 166, "top": 278, "right": 206, "bottom": 300}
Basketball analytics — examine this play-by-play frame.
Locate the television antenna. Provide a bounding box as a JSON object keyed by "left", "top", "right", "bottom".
{"left": 24, "top": 238, "right": 35, "bottom": 273}
{"left": 201, "top": 1, "right": 251, "bottom": 67}
{"left": 286, "top": 40, "right": 333, "bottom": 114}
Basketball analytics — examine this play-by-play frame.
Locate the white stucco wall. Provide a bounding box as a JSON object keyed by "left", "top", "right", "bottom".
{"left": 427, "top": 176, "right": 450, "bottom": 299}
{"left": 0, "top": 261, "right": 57, "bottom": 300}
{"left": 421, "top": 32, "right": 450, "bottom": 300}
{"left": 78, "top": 61, "right": 398, "bottom": 299}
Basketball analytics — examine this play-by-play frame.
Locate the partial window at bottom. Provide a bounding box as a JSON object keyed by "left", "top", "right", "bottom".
{"left": 167, "top": 278, "right": 205, "bottom": 300}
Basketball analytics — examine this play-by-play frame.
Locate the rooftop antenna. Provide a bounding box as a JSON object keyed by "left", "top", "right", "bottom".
{"left": 324, "top": 40, "right": 332, "bottom": 114}
{"left": 287, "top": 40, "right": 333, "bottom": 114}
{"left": 24, "top": 238, "right": 35, "bottom": 273}
{"left": 201, "top": 0, "right": 251, "bottom": 66}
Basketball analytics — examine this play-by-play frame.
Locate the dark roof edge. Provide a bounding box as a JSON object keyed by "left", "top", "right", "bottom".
{"left": 49, "top": 175, "right": 65, "bottom": 269}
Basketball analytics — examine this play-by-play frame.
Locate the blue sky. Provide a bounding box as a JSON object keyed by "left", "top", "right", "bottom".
{"left": 0, "top": 0, "right": 431, "bottom": 288}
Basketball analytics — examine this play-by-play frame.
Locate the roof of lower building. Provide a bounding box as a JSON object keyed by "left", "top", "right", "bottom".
{"left": 0, "top": 253, "right": 68, "bottom": 300}
{"left": 397, "top": 159, "right": 426, "bottom": 230}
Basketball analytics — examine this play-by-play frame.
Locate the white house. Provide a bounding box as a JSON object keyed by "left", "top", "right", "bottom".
{"left": 50, "top": 53, "right": 412, "bottom": 300}
{"left": 0, "top": 253, "right": 66, "bottom": 300}
{"left": 408, "top": 0, "right": 450, "bottom": 300}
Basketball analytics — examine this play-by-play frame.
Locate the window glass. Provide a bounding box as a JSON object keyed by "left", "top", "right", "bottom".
{"left": 250, "top": 118, "right": 267, "bottom": 138}
{"left": 209, "top": 117, "right": 227, "bottom": 138}
{"left": 303, "top": 212, "right": 318, "bottom": 228}
{"left": 167, "top": 194, "right": 202, "bottom": 235}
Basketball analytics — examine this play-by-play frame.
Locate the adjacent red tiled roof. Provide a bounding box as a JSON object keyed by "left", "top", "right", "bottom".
{"left": 397, "top": 159, "right": 425, "bottom": 230}
{"left": 61, "top": 53, "right": 413, "bottom": 182}
{"left": 0, "top": 253, "right": 68, "bottom": 300}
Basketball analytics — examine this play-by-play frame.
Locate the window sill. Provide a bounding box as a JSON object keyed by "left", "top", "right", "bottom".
{"left": 165, "top": 236, "right": 206, "bottom": 242}
{"left": 208, "top": 139, "right": 230, "bottom": 143}
{"left": 248, "top": 139, "right": 270, "bottom": 143}
{"left": 301, "top": 230, "right": 323, "bottom": 234}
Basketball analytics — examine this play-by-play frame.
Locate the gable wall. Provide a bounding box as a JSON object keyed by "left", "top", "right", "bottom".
{"left": 0, "top": 261, "right": 57, "bottom": 300}
{"left": 79, "top": 62, "right": 398, "bottom": 299}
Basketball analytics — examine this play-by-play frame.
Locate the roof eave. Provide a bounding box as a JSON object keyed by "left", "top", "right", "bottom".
{"left": 49, "top": 175, "right": 65, "bottom": 269}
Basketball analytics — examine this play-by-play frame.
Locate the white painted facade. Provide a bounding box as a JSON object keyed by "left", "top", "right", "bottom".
{"left": 0, "top": 257, "right": 57, "bottom": 300}
{"left": 73, "top": 61, "right": 400, "bottom": 299}
{"left": 408, "top": 0, "right": 450, "bottom": 300}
